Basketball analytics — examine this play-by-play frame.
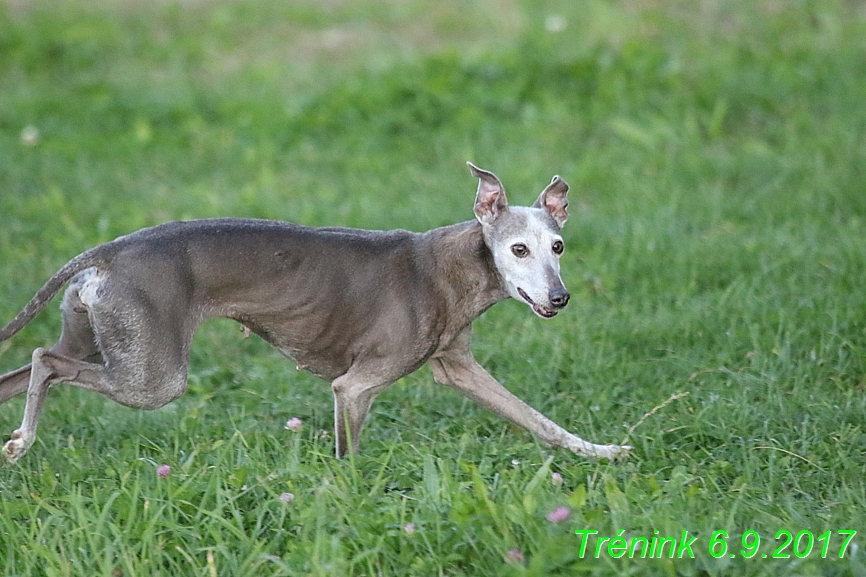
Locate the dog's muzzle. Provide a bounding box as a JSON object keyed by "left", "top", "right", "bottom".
{"left": 517, "top": 287, "right": 568, "bottom": 318}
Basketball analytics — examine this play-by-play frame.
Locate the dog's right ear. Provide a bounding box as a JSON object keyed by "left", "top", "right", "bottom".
{"left": 468, "top": 161, "right": 509, "bottom": 225}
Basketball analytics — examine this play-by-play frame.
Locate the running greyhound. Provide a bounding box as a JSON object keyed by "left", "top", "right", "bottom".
{"left": 0, "top": 162, "right": 629, "bottom": 464}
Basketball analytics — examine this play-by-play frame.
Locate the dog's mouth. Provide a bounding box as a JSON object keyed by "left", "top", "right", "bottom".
{"left": 517, "top": 288, "right": 558, "bottom": 318}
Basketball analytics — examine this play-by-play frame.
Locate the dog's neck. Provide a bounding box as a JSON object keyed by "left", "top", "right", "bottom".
{"left": 422, "top": 220, "right": 509, "bottom": 333}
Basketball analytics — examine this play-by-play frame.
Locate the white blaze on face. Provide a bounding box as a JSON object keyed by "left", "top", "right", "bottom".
{"left": 485, "top": 207, "right": 566, "bottom": 318}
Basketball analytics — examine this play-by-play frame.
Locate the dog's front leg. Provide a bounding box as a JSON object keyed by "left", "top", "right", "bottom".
{"left": 331, "top": 372, "right": 395, "bottom": 458}
{"left": 429, "top": 347, "right": 629, "bottom": 460}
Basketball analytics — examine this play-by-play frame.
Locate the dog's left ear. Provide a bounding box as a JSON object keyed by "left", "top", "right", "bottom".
{"left": 533, "top": 175, "right": 569, "bottom": 228}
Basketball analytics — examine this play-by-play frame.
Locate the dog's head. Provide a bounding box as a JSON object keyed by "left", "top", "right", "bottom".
{"left": 468, "top": 161, "right": 570, "bottom": 319}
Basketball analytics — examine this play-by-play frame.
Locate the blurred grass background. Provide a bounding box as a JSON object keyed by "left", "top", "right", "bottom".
{"left": 1, "top": 0, "right": 865, "bottom": 575}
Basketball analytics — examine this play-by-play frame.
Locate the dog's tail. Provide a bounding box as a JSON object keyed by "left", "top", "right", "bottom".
{"left": 0, "top": 246, "right": 114, "bottom": 343}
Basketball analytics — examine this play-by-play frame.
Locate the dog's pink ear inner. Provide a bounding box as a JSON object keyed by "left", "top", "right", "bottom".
{"left": 468, "top": 161, "right": 509, "bottom": 225}
{"left": 533, "top": 175, "right": 569, "bottom": 228}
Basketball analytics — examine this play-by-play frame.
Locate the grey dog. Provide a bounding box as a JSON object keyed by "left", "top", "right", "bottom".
{"left": 0, "top": 163, "right": 629, "bottom": 464}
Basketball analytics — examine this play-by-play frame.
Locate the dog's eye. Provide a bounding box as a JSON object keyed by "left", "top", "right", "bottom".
{"left": 552, "top": 240, "right": 563, "bottom": 255}
{"left": 511, "top": 243, "right": 529, "bottom": 258}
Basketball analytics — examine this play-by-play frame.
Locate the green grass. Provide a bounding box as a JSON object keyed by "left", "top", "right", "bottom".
{"left": 1, "top": 0, "right": 866, "bottom": 575}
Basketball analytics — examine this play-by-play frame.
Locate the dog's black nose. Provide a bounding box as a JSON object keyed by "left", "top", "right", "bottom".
{"left": 549, "top": 288, "right": 570, "bottom": 309}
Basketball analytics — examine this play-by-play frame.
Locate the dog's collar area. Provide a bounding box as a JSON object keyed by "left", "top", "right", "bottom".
{"left": 517, "top": 287, "right": 558, "bottom": 318}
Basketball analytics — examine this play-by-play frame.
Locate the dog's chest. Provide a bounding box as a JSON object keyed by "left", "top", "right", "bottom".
{"left": 275, "top": 344, "right": 339, "bottom": 381}
{"left": 236, "top": 303, "right": 443, "bottom": 384}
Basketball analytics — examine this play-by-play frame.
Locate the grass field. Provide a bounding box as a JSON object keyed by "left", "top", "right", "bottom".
{"left": 1, "top": 0, "right": 865, "bottom": 575}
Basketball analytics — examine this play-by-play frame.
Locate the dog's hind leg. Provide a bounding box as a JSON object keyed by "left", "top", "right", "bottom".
{"left": 2, "top": 269, "right": 193, "bottom": 464}
{"left": 0, "top": 331, "right": 103, "bottom": 405}
{"left": 0, "top": 270, "right": 102, "bottom": 407}
{"left": 2, "top": 340, "right": 189, "bottom": 464}
{"left": 0, "top": 365, "right": 31, "bottom": 405}
{"left": 0, "top": 338, "right": 103, "bottom": 409}
{"left": 2, "top": 349, "right": 105, "bottom": 462}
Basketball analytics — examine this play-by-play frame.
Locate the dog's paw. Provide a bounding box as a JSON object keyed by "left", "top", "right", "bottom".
{"left": 600, "top": 443, "right": 632, "bottom": 461}
{"left": 568, "top": 438, "right": 632, "bottom": 461}
{"left": 2, "top": 430, "right": 30, "bottom": 465}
